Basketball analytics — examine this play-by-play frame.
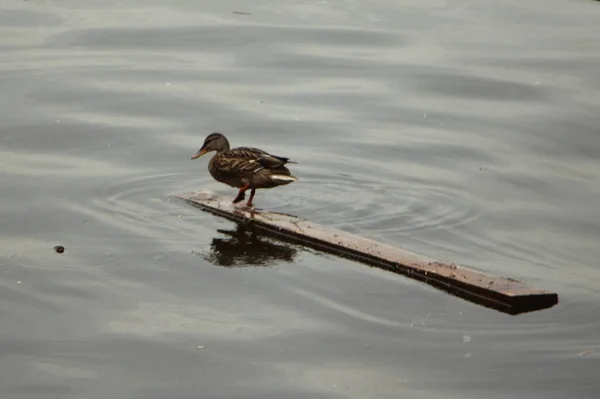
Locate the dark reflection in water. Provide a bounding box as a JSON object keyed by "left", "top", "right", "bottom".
{"left": 199, "top": 224, "right": 299, "bottom": 268}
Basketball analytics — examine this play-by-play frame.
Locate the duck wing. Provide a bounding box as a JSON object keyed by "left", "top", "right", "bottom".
{"left": 212, "top": 147, "right": 297, "bottom": 187}
{"left": 227, "top": 147, "right": 296, "bottom": 169}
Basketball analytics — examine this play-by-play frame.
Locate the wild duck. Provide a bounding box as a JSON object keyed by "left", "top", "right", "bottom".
{"left": 191, "top": 132, "right": 297, "bottom": 207}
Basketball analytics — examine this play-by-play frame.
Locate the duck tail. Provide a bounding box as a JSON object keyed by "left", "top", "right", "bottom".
{"left": 272, "top": 155, "right": 297, "bottom": 165}
{"left": 270, "top": 174, "right": 298, "bottom": 184}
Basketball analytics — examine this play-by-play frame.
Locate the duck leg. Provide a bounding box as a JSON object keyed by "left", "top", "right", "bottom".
{"left": 232, "top": 183, "right": 250, "bottom": 204}
{"left": 246, "top": 188, "right": 256, "bottom": 208}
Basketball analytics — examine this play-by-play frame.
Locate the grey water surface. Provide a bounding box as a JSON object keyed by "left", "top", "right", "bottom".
{"left": 1, "top": 1, "right": 600, "bottom": 398}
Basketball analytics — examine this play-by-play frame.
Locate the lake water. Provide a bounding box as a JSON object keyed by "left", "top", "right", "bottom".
{"left": 1, "top": 0, "right": 600, "bottom": 398}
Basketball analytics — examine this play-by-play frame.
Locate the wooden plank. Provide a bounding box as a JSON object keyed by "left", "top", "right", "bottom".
{"left": 177, "top": 191, "right": 559, "bottom": 315}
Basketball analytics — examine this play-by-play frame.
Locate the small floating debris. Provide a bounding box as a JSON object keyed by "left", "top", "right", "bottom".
{"left": 53, "top": 245, "right": 65, "bottom": 254}
{"left": 233, "top": 11, "right": 251, "bottom": 15}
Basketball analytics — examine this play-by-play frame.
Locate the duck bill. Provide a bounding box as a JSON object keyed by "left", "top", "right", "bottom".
{"left": 191, "top": 149, "right": 207, "bottom": 160}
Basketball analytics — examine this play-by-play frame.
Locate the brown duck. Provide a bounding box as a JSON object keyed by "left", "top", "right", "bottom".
{"left": 191, "top": 132, "right": 298, "bottom": 207}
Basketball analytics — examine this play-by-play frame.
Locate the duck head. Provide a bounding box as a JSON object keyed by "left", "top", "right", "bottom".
{"left": 191, "top": 132, "right": 231, "bottom": 159}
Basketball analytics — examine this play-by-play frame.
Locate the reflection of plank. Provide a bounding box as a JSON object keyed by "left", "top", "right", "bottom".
{"left": 178, "top": 191, "right": 559, "bottom": 315}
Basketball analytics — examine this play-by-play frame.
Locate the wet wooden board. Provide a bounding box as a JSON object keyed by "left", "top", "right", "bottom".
{"left": 178, "top": 191, "right": 559, "bottom": 315}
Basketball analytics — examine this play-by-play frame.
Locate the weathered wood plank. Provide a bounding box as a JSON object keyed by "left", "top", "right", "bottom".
{"left": 178, "top": 191, "right": 559, "bottom": 315}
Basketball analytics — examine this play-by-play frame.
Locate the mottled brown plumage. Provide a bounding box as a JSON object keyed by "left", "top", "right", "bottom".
{"left": 191, "top": 132, "right": 297, "bottom": 207}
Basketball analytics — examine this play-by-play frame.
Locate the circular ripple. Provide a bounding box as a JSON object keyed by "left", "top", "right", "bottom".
{"left": 91, "top": 171, "right": 192, "bottom": 222}
{"left": 79, "top": 169, "right": 244, "bottom": 260}
{"left": 281, "top": 161, "right": 482, "bottom": 238}
{"left": 56, "top": 158, "right": 482, "bottom": 271}
{"left": 3, "top": 171, "right": 227, "bottom": 271}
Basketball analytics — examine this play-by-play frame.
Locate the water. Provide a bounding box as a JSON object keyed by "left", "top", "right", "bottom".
{"left": 1, "top": 0, "right": 600, "bottom": 398}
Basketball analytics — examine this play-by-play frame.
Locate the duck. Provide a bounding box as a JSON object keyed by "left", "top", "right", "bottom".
{"left": 191, "top": 132, "right": 298, "bottom": 208}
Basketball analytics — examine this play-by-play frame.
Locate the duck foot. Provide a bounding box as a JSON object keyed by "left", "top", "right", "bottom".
{"left": 232, "top": 192, "right": 245, "bottom": 203}
{"left": 232, "top": 184, "right": 250, "bottom": 204}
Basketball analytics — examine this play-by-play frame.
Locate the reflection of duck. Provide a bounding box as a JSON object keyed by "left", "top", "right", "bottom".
{"left": 190, "top": 132, "right": 298, "bottom": 208}
{"left": 201, "top": 224, "right": 298, "bottom": 267}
